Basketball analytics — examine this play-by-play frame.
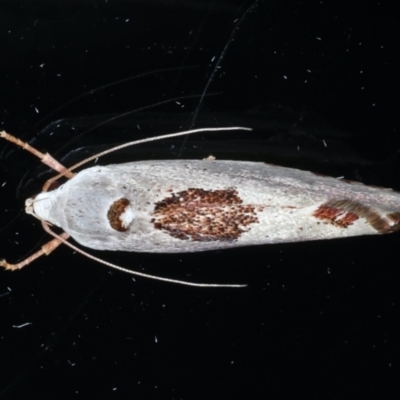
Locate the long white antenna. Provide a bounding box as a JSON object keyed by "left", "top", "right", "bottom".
{"left": 41, "top": 222, "right": 247, "bottom": 288}
{"left": 43, "top": 126, "right": 252, "bottom": 191}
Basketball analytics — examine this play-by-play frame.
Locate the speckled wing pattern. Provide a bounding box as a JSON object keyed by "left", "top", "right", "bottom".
{"left": 40, "top": 159, "right": 400, "bottom": 253}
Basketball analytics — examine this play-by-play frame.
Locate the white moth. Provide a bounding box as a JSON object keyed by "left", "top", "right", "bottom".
{"left": 1, "top": 127, "right": 400, "bottom": 286}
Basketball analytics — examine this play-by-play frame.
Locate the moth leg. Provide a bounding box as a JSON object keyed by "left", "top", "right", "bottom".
{"left": 0, "top": 232, "right": 70, "bottom": 271}
{"left": 0, "top": 131, "right": 74, "bottom": 178}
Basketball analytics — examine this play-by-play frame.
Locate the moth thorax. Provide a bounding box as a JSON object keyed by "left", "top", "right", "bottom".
{"left": 107, "top": 198, "right": 135, "bottom": 232}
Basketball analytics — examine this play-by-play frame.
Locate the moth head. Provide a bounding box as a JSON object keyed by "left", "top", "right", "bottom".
{"left": 25, "top": 196, "right": 37, "bottom": 217}
{"left": 24, "top": 193, "right": 53, "bottom": 223}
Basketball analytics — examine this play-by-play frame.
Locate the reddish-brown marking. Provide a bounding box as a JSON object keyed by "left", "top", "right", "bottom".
{"left": 387, "top": 212, "right": 400, "bottom": 232}
{"left": 313, "top": 205, "right": 341, "bottom": 222}
{"left": 107, "top": 198, "right": 131, "bottom": 232}
{"left": 312, "top": 199, "right": 400, "bottom": 233}
{"left": 151, "top": 188, "right": 259, "bottom": 241}
{"left": 387, "top": 212, "right": 400, "bottom": 222}
{"left": 337, "top": 212, "right": 359, "bottom": 227}
{"left": 313, "top": 201, "right": 360, "bottom": 228}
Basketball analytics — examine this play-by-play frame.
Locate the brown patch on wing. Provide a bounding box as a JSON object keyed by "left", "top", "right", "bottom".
{"left": 108, "top": 198, "right": 131, "bottom": 232}
{"left": 313, "top": 199, "right": 400, "bottom": 233}
{"left": 386, "top": 212, "right": 400, "bottom": 232}
{"left": 151, "top": 188, "right": 259, "bottom": 241}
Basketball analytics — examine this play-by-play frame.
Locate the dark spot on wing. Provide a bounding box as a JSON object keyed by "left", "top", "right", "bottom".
{"left": 313, "top": 199, "right": 400, "bottom": 233}
{"left": 151, "top": 188, "right": 259, "bottom": 241}
{"left": 108, "top": 198, "right": 131, "bottom": 232}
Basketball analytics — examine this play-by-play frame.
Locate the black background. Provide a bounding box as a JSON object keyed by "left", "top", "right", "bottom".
{"left": 0, "top": 0, "right": 399, "bottom": 398}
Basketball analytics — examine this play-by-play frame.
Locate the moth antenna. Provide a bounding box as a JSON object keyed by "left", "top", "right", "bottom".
{"left": 41, "top": 222, "right": 247, "bottom": 288}
{"left": 43, "top": 126, "right": 252, "bottom": 191}
{"left": 0, "top": 131, "right": 74, "bottom": 178}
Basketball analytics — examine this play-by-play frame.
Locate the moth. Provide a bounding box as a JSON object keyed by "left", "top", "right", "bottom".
{"left": 1, "top": 127, "right": 400, "bottom": 286}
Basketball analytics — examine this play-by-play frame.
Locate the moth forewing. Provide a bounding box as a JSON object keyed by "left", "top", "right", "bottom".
{"left": 0, "top": 127, "right": 253, "bottom": 287}
{"left": 42, "top": 159, "right": 400, "bottom": 254}
{"left": 2, "top": 127, "right": 400, "bottom": 286}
